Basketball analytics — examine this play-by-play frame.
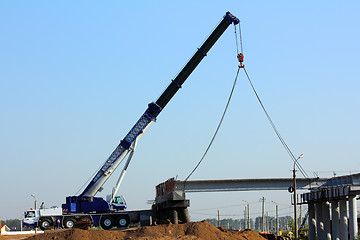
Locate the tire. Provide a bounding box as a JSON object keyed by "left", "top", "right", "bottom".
{"left": 39, "top": 219, "right": 52, "bottom": 230}
{"left": 116, "top": 214, "right": 130, "bottom": 228}
{"left": 63, "top": 218, "right": 76, "bottom": 228}
{"left": 100, "top": 216, "right": 114, "bottom": 230}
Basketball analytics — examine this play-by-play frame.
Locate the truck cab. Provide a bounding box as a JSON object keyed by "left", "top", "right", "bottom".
{"left": 24, "top": 209, "right": 39, "bottom": 227}
{"left": 24, "top": 206, "right": 63, "bottom": 228}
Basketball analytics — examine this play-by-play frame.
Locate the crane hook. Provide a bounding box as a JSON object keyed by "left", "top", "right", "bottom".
{"left": 237, "top": 53, "right": 244, "bottom": 68}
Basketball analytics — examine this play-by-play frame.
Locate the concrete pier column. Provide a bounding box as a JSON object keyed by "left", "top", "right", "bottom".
{"left": 308, "top": 202, "right": 317, "bottom": 240}
{"left": 322, "top": 201, "right": 332, "bottom": 240}
{"left": 331, "top": 200, "right": 340, "bottom": 240}
{"left": 348, "top": 195, "right": 358, "bottom": 240}
{"left": 339, "top": 199, "right": 348, "bottom": 240}
{"left": 179, "top": 207, "right": 190, "bottom": 223}
{"left": 316, "top": 201, "right": 325, "bottom": 240}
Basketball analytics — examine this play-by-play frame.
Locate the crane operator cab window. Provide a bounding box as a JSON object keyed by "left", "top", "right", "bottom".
{"left": 113, "top": 196, "right": 125, "bottom": 205}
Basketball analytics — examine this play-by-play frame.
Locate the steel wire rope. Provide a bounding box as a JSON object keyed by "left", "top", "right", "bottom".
{"left": 235, "top": 20, "right": 309, "bottom": 178}
{"left": 184, "top": 66, "right": 241, "bottom": 182}
{"left": 184, "top": 22, "right": 243, "bottom": 182}
{"left": 237, "top": 19, "right": 309, "bottom": 178}
{"left": 242, "top": 67, "right": 309, "bottom": 179}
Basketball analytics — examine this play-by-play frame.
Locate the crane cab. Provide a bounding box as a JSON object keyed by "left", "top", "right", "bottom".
{"left": 106, "top": 195, "right": 127, "bottom": 210}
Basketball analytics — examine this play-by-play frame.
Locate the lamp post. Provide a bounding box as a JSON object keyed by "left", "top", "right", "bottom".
{"left": 31, "top": 194, "right": 38, "bottom": 233}
{"left": 31, "top": 194, "right": 37, "bottom": 210}
{"left": 293, "top": 154, "right": 304, "bottom": 240}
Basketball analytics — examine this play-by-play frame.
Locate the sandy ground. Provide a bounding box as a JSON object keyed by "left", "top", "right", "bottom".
{"left": 0, "top": 221, "right": 267, "bottom": 240}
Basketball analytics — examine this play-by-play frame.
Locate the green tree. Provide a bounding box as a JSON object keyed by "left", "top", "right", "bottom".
{"left": 1, "top": 219, "right": 22, "bottom": 230}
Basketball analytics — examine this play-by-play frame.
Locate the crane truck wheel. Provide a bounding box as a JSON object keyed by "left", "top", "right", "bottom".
{"left": 116, "top": 214, "right": 130, "bottom": 228}
{"left": 63, "top": 218, "right": 75, "bottom": 228}
{"left": 100, "top": 216, "right": 114, "bottom": 230}
{"left": 39, "top": 219, "right": 52, "bottom": 230}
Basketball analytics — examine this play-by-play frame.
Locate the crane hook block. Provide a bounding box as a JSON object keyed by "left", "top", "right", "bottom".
{"left": 224, "top": 12, "right": 239, "bottom": 25}
{"left": 237, "top": 53, "right": 244, "bottom": 68}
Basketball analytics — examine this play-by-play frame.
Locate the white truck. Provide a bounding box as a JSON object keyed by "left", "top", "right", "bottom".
{"left": 24, "top": 206, "right": 64, "bottom": 229}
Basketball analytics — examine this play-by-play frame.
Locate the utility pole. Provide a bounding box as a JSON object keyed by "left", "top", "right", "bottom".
{"left": 293, "top": 154, "right": 304, "bottom": 240}
{"left": 299, "top": 204, "right": 302, "bottom": 228}
{"left": 217, "top": 210, "right": 220, "bottom": 227}
{"left": 247, "top": 203, "right": 250, "bottom": 229}
{"left": 244, "top": 207, "right": 247, "bottom": 229}
{"left": 261, "top": 197, "right": 266, "bottom": 232}
{"left": 272, "top": 201, "right": 279, "bottom": 236}
{"left": 242, "top": 200, "right": 250, "bottom": 229}
{"left": 276, "top": 204, "right": 279, "bottom": 236}
{"left": 266, "top": 212, "right": 269, "bottom": 232}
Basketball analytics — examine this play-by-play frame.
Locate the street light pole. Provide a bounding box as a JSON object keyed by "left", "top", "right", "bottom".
{"left": 31, "top": 194, "right": 38, "bottom": 233}
{"left": 293, "top": 154, "right": 304, "bottom": 240}
{"left": 31, "top": 194, "right": 37, "bottom": 210}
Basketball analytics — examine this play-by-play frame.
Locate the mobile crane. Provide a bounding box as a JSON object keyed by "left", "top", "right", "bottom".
{"left": 23, "top": 12, "right": 239, "bottom": 230}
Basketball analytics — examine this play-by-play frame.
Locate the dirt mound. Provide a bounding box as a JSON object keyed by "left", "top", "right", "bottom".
{"left": 23, "top": 221, "right": 266, "bottom": 240}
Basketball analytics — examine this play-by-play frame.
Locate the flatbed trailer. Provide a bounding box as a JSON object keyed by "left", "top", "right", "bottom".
{"left": 25, "top": 207, "right": 154, "bottom": 230}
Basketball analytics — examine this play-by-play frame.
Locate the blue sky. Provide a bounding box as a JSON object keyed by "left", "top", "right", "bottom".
{"left": 1, "top": 1, "right": 359, "bottom": 221}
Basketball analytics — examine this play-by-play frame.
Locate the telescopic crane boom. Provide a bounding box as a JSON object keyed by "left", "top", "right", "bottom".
{"left": 64, "top": 12, "right": 239, "bottom": 213}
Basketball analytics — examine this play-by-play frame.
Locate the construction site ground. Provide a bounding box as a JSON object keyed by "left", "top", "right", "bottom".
{"left": 0, "top": 221, "right": 267, "bottom": 240}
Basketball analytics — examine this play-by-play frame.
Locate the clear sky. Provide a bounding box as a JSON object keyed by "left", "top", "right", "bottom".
{"left": 1, "top": 1, "right": 359, "bottom": 221}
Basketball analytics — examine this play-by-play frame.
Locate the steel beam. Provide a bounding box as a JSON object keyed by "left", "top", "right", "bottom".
{"left": 174, "top": 178, "right": 326, "bottom": 192}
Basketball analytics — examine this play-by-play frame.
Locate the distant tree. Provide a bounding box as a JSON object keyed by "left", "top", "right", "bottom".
{"left": 205, "top": 218, "right": 217, "bottom": 227}
{"left": 205, "top": 218, "right": 244, "bottom": 230}
{"left": 2, "top": 219, "right": 21, "bottom": 230}
{"left": 288, "top": 217, "right": 295, "bottom": 232}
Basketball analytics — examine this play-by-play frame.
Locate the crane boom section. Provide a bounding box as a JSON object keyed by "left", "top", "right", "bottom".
{"left": 156, "top": 12, "right": 239, "bottom": 109}
{"left": 79, "top": 12, "right": 239, "bottom": 198}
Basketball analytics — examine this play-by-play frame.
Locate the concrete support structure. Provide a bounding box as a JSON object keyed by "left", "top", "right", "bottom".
{"left": 308, "top": 202, "right": 317, "bottom": 240}
{"left": 339, "top": 199, "right": 348, "bottom": 240}
{"left": 316, "top": 202, "right": 325, "bottom": 240}
{"left": 331, "top": 200, "right": 340, "bottom": 240}
{"left": 348, "top": 195, "right": 358, "bottom": 240}
{"left": 155, "top": 174, "right": 359, "bottom": 239}
{"left": 301, "top": 174, "right": 360, "bottom": 240}
{"left": 322, "top": 201, "right": 331, "bottom": 240}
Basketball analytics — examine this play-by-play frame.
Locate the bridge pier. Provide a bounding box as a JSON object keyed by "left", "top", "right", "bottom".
{"left": 339, "top": 198, "right": 348, "bottom": 240}
{"left": 349, "top": 195, "right": 358, "bottom": 240}
{"left": 306, "top": 196, "right": 359, "bottom": 240}
{"left": 308, "top": 202, "right": 317, "bottom": 240}
{"left": 322, "top": 201, "right": 331, "bottom": 240}
{"left": 330, "top": 200, "right": 340, "bottom": 240}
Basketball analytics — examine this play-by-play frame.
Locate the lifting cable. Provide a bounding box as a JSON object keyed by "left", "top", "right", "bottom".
{"left": 184, "top": 24, "right": 243, "bottom": 182}
{"left": 243, "top": 67, "right": 309, "bottom": 179}
{"left": 184, "top": 63, "right": 241, "bottom": 182}
{"left": 185, "top": 20, "right": 309, "bottom": 181}
{"left": 237, "top": 21, "right": 309, "bottom": 179}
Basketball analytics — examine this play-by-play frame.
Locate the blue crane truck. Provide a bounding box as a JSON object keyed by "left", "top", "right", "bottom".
{"left": 23, "top": 12, "right": 239, "bottom": 230}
